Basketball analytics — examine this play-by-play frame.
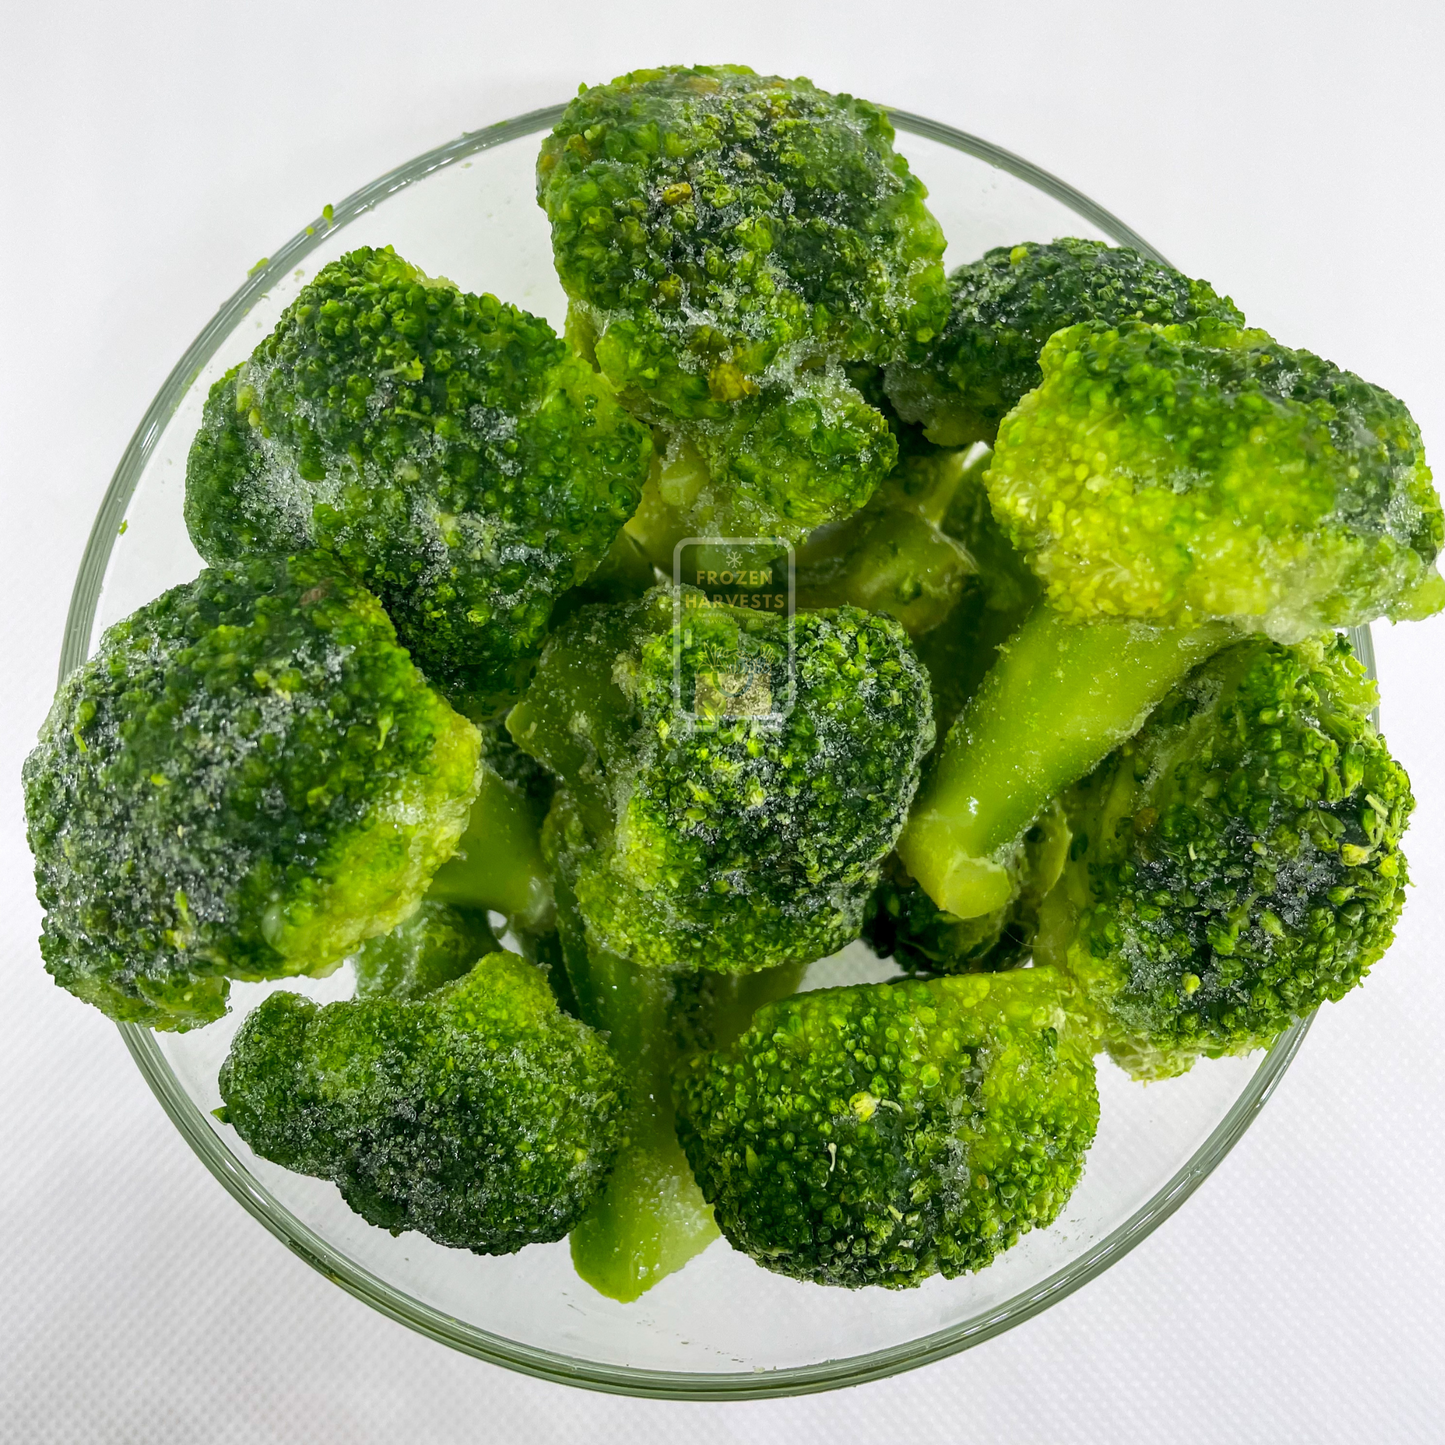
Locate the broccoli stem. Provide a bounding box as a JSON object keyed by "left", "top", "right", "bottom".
{"left": 550, "top": 813, "right": 803, "bottom": 1301}
{"left": 897, "top": 607, "right": 1232, "bottom": 918}
{"left": 425, "top": 765, "right": 552, "bottom": 931}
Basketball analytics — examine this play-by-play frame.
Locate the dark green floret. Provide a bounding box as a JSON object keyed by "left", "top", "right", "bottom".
{"left": 988, "top": 320, "right": 1445, "bottom": 640}
{"left": 674, "top": 967, "right": 1098, "bottom": 1288}
{"left": 22, "top": 553, "right": 480, "bottom": 1031}
{"left": 217, "top": 951, "right": 623, "bottom": 1252}
{"left": 351, "top": 900, "right": 498, "bottom": 1001}
{"left": 538, "top": 65, "right": 947, "bottom": 540}
{"left": 509, "top": 589, "right": 934, "bottom": 975}
{"left": 1037, "top": 633, "right": 1413, "bottom": 1078}
{"left": 885, "top": 237, "right": 1245, "bottom": 447}
{"left": 185, "top": 245, "right": 652, "bottom": 705}
{"left": 539, "top": 65, "right": 948, "bottom": 413}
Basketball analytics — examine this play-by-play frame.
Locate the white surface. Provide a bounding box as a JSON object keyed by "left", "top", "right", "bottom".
{"left": 2, "top": 2, "right": 1442, "bottom": 1438}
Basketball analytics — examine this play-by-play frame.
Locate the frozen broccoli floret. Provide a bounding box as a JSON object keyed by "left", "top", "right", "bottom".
{"left": 900, "top": 322, "right": 1442, "bottom": 920}
{"left": 544, "top": 791, "right": 809, "bottom": 1300}
{"left": 539, "top": 65, "right": 947, "bottom": 413}
{"left": 538, "top": 65, "right": 949, "bottom": 539}
{"left": 674, "top": 967, "right": 1098, "bottom": 1288}
{"left": 989, "top": 321, "right": 1445, "bottom": 640}
{"left": 216, "top": 951, "right": 623, "bottom": 1252}
{"left": 866, "top": 801, "right": 1069, "bottom": 975}
{"left": 508, "top": 589, "right": 934, "bottom": 975}
{"left": 23, "top": 554, "right": 480, "bottom": 1031}
{"left": 185, "top": 245, "right": 652, "bottom": 706}
{"left": 885, "top": 238, "right": 1245, "bottom": 447}
{"left": 1036, "top": 633, "right": 1413, "bottom": 1078}
{"left": 351, "top": 900, "right": 497, "bottom": 1001}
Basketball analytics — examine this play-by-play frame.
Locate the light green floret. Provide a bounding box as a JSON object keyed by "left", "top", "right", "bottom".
{"left": 989, "top": 320, "right": 1445, "bottom": 640}
{"left": 22, "top": 553, "right": 480, "bottom": 1031}
{"left": 885, "top": 238, "right": 1245, "bottom": 447}
{"left": 185, "top": 245, "right": 652, "bottom": 706}
{"left": 1036, "top": 633, "right": 1413, "bottom": 1079}
{"left": 674, "top": 967, "right": 1099, "bottom": 1288}
{"left": 216, "top": 951, "right": 623, "bottom": 1253}
{"left": 539, "top": 65, "right": 948, "bottom": 541}
{"left": 350, "top": 900, "right": 498, "bottom": 1001}
{"left": 900, "top": 320, "right": 1443, "bottom": 921}
{"left": 508, "top": 589, "right": 934, "bottom": 975}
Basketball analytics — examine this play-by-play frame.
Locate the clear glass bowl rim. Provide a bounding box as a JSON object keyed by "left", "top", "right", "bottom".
{"left": 57, "top": 102, "right": 1336, "bottom": 1401}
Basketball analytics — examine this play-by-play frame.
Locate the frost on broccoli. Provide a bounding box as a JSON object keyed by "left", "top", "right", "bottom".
{"left": 350, "top": 900, "right": 497, "bottom": 1001}
{"left": 885, "top": 238, "right": 1245, "bottom": 448}
{"left": 1036, "top": 633, "right": 1413, "bottom": 1079}
{"left": 674, "top": 967, "right": 1098, "bottom": 1288}
{"left": 509, "top": 589, "right": 934, "bottom": 975}
{"left": 22, "top": 554, "right": 481, "bottom": 1031}
{"left": 538, "top": 65, "right": 949, "bottom": 540}
{"left": 988, "top": 320, "right": 1445, "bottom": 640}
{"left": 185, "top": 246, "right": 652, "bottom": 706}
{"left": 217, "top": 951, "right": 623, "bottom": 1252}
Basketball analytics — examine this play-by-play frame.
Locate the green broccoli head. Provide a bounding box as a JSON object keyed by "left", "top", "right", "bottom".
{"left": 510, "top": 589, "right": 934, "bottom": 973}
{"left": 22, "top": 553, "right": 480, "bottom": 1030}
{"left": 350, "top": 900, "right": 498, "bottom": 1001}
{"left": 217, "top": 951, "right": 623, "bottom": 1253}
{"left": 538, "top": 65, "right": 948, "bottom": 415}
{"left": 988, "top": 321, "right": 1445, "bottom": 640}
{"left": 866, "top": 800, "right": 1070, "bottom": 975}
{"left": 885, "top": 238, "right": 1246, "bottom": 448}
{"left": 185, "top": 246, "right": 652, "bottom": 706}
{"left": 674, "top": 967, "right": 1099, "bottom": 1288}
{"left": 1038, "top": 633, "right": 1412, "bottom": 1079}
{"left": 539, "top": 65, "right": 947, "bottom": 542}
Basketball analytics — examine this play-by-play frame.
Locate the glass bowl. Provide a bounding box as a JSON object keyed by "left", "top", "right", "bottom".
{"left": 60, "top": 103, "right": 1357, "bottom": 1400}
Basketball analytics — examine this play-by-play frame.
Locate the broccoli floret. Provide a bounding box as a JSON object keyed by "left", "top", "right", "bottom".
{"left": 538, "top": 66, "right": 949, "bottom": 539}
{"left": 350, "top": 900, "right": 497, "bottom": 1001}
{"left": 509, "top": 589, "right": 934, "bottom": 975}
{"left": 22, "top": 554, "right": 480, "bottom": 1030}
{"left": 885, "top": 238, "right": 1245, "bottom": 447}
{"left": 900, "top": 321, "right": 1442, "bottom": 920}
{"left": 990, "top": 320, "right": 1445, "bottom": 640}
{"left": 866, "top": 801, "right": 1069, "bottom": 975}
{"left": 1036, "top": 633, "right": 1412, "bottom": 1078}
{"left": 185, "top": 246, "right": 652, "bottom": 707}
{"left": 674, "top": 967, "right": 1098, "bottom": 1288}
{"left": 217, "top": 951, "right": 623, "bottom": 1252}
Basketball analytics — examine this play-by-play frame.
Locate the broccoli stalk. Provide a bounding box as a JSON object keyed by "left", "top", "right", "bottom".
{"left": 899, "top": 609, "right": 1231, "bottom": 917}
{"left": 426, "top": 765, "right": 551, "bottom": 930}
{"left": 546, "top": 791, "right": 805, "bottom": 1301}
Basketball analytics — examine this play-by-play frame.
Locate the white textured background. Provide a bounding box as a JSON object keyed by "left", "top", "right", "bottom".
{"left": 4, "top": 3, "right": 1444, "bottom": 1439}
